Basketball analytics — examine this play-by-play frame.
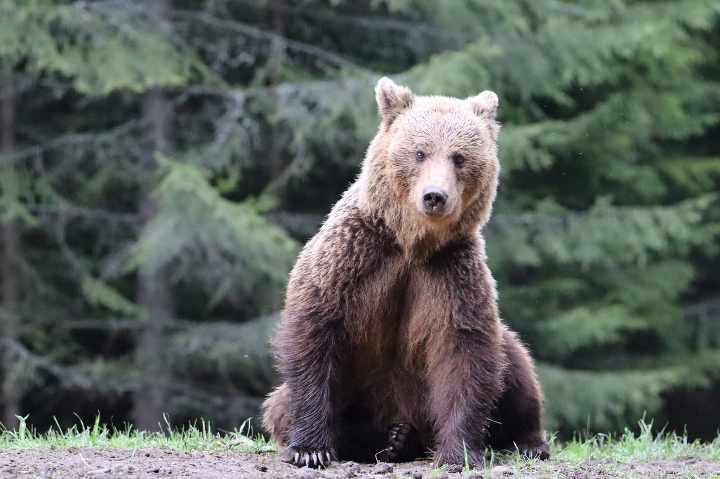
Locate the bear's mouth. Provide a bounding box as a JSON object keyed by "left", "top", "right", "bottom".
{"left": 417, "top": 202, "right": 458, "bottom": 222}
{"left": 423, "top": 206, "right": 448, "bottom": 217}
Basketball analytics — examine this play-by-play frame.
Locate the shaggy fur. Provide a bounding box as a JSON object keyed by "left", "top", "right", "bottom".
{"left": 262, "top": 77, "right": 549, "bottom": 467}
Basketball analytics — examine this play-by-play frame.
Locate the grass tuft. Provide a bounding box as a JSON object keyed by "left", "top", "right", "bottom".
{"left": 551, "top": 418, "right": 720, "bottom": 462}
{"left": 0, "top": 415, "right": 274, "bottom": 453}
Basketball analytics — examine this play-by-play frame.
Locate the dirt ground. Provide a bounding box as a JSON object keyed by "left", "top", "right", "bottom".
{"left": 1, "top": 448, "right": 719, "bottom": 479}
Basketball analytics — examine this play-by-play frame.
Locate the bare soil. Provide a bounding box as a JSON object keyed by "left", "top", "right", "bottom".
{"left": 1, "top": 448, "right": 719, "bottom": 479}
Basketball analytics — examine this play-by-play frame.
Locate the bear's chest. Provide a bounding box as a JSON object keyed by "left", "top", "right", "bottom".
{"left": 345, "top": 254, "right": 407, "bottom": 343}
{"left": 347, "top": 255, "right": 450, "bottom": 373}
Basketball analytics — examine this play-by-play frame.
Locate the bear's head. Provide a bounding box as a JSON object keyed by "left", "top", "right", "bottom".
{"left": 359, "top": 77, "right": 500, "bottom": 255}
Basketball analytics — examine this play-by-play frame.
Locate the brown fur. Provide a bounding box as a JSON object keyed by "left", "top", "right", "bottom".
{"left": 262, "top": 78, "right": 549, "bottom": 467}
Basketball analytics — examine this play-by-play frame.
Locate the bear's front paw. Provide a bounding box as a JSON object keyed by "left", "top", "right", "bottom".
{"left": 283, "top": 446, "right": 335, "bottom": 468}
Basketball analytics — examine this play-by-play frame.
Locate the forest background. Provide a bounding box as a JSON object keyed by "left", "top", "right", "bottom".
{"left": 1, "top": 0, "right": 719, "bottom": 440}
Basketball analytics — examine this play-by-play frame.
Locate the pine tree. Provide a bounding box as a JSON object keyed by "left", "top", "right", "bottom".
{"left": 0, "top": 0, "right": 196, "bottom": 427}
{"left": 0, "top": 0, "right": 298, "bottom": 429}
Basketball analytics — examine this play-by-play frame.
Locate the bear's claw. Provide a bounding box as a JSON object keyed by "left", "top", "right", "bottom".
{"left": 284, "top": 446, "right": 334, "bottom": 468}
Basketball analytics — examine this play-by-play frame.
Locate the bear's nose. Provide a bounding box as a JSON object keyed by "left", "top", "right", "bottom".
{"left": 422, "top": 187, "right": 448, "bottom": 213}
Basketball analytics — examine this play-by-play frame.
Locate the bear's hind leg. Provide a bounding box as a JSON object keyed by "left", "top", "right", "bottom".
{"left": 262, "top": 383, "right": 292, "bottom": 447}
{"left": 489, "top": 328, "right": 550, "bottom": 459}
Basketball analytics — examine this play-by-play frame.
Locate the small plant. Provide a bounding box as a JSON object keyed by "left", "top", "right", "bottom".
{"left": 463, "top": 440, "right": 471, "bottom": 472}
{"left": 15, "top": 415, "right": 30, "bottom": 442}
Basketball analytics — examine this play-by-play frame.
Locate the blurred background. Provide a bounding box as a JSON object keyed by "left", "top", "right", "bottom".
{"left": 0, "top": 0, "right": 719, "bottom": 440}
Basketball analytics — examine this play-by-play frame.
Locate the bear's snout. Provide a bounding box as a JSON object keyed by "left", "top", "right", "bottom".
{"left": 422, "top": 186, "right": 449, "bottom": 216}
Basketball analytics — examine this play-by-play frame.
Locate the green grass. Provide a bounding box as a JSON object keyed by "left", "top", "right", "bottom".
{"left": 0, "top": 415, "right": 274, "bottom": 453}
{"left": 1, "top": 415, "right": 718, "bottom": 465}
{"left": 550, "top": 419, "right": 720, "bottom": 463}
{"left": 480, "top": 420, "right": 720, "bottom": 479}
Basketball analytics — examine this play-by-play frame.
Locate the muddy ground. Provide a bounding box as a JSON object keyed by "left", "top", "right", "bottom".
{"left": 1, "top": 448, "right": 719, "bottom": 478}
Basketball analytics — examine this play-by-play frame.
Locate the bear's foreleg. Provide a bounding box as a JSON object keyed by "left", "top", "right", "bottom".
{"left": 425, "top": 242, "right": 505, "bottom": 466}
{"left": 427, "top": 329, "right": 504, "bottom": 466}
{"left": 274, "top": 211, "right": 407, "bottom": 467}
{"left": 277, "top": 317, "right": 344, "bottom": 468}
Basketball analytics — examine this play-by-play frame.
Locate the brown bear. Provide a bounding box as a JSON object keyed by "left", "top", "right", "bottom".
{"left": 262, "top": 77, "right": 550, "bottom": 468}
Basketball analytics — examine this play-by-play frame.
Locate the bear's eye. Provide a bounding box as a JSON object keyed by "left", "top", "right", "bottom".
{"left": 415, "top": 150, "right": 426, "bottom": 162}
{"left": 451, "top": 153, "right": 466, "bottom": 168}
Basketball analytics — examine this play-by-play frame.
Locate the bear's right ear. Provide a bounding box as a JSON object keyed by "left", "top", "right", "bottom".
{"left": 375, "top": 77, "right": 414, "bottom": 128}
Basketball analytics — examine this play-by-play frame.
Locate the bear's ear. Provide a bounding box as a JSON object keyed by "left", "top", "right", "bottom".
{"left": 467, "top": 90, "right": 499, "bottom": 121}
{"left": 375, "top": 77, "right": 414, "bottom": 128}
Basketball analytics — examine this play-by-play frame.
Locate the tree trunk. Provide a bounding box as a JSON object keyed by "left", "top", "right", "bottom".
{"left": 0, "top": 72, "right": 21, "bottom": 428}
{"left": 132, "top": 86, "right": 174, "bottom": 431}
{"left": 131, "top": 12, "right": 175, "bottom": 429}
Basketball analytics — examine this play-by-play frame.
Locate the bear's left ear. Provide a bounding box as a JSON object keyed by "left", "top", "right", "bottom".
{"left": 375, "top": 77, "right": 414, "bottom": 128}
{"left": 466, "top": 90, "right": 499, "bottom": 122}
